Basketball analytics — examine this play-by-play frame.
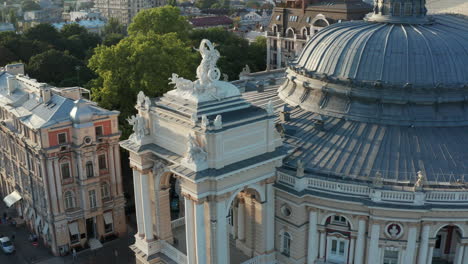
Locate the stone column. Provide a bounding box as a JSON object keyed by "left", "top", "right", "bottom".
{"left": 307, "top": 210, "right": 318, "bottom": 264}
{"left": 132, "top": 169, "right": 144, "bottom": 236}
{"left": 455, "top": 243, "right": 464, "bottom": 264}
{"left": 354, "top": 217, "right": 366, "bottom": 264}
{"left": 276, "top": 37, "right": 282, "bottom": 68}
{"left": 237, "top": 199, "right": 245, "bottom": 241}
{"left": 264, "top": 183, "right": 275, "bottom": 253}
{"left": 266, "top": 37, "right": 271, "bottom": 70}
{"left": 367, "top": 222, "right": 381, "bottom": 264}
{"left": 349, "top": 237, "right": 355, "bottom": 264}
{"left": 140, "top": 172, "right": 153, "bottom": 241}
{"left": 463, "top": 244, "right": 468, "bottom": 264}
{"left": 319, "top": 231, "right": 326, "bottom": 259}
{"left": 427, "top": 244, "right": 435, "bottom": 264}
{"left": 194, "top": 201, "right": 207, "bottom": 264}
{"left": 418, "top": 224, "right": 431, "bottom": 264}
{"left": 216, "top": 198, "right": 229, "bottom": 264}
{"left": 184, "top": 196, "right": 196, "bottom": 264}
{"left": 405, "top": 225, "right": 418, "bottom": 263}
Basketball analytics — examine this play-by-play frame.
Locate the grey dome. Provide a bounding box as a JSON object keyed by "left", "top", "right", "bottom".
{"left": 295, "top": 16, "right": 468, "bottom": 87}
{"left": 70, "top": 99, "right": 94, "bottom": 124}
{"left": 279, "top": 15, "right": 468, "bottom": 126}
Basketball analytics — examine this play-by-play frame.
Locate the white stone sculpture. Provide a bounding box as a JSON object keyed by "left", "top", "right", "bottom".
{"left": 265, "top": 100, "right": 275, "bottom": 115}
{"left": 184, "top": 133, "right": 207, "bottom": 165}
{"left": 222, "top": 73, "right": 229, "bottom": 81}
{"left": 137, "top": 91, "right": 145, "bottom": 108}
{"left": 213, "top": 115, "right": 222, "bottom": 129}
{"left": 127, "top": 114, "right": 147, "bottom": 143}
{"left": 144, "top": 96, "right": 151, "bottom": 110}
{"left": 167, "top": 39, "right": 240, "bottom": 103}
{"left": 373, "top": 171, "right": 383, "bottom": 188}
{"left": 201, "top": 115, "right": 210, "bottom": 128}
{"left": 296, "top": 159, "right": 304, "bottom": 177}
{"left": 414, "top": 171, "right": 425, "bottom": 191}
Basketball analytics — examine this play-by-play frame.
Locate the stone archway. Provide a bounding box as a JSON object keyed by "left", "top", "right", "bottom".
{"left": 431, "top": 225, "right": 465, "bottom": 264}
{"left": 319, "top": 214, "right": 353, "bottom": 264}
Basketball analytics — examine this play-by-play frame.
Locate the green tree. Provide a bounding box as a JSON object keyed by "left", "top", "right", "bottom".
{"left": 27, "top": 49, "right": 93, "bottom": 86}
{"left": 88, "top": 32, "right": 198, "bottom": 135}
{"left": 24, "top": 23, "right": 63, "bottom": 49}
{"left": 8, "top": 9, "right": 17, "bottom": 28}
{"left": 128, "top": 6, "right": 190, "bottom": 37}
{"left": 60, "top": 24, "right": 101, "bottom": 59}
{"left": 21, "top": 0, "right": 41, "bottom": 11}
{"left": 0, "top": 46, "right": 18, "bottom": 65}
{"left": 102, "top": 33, "right": 125, "bottom": 46}
{"left": 195, "top": 0, "right": 216, "bottom": 9}
{"left": 103, "top": 17, "right": 126, "bottom": 35}
{"left": 0, "top": 31, "right": 48, "bottom": 62}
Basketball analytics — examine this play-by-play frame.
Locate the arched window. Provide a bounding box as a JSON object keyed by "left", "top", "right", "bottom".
{"left": 281, "top": 231, "right": 291, "bottom": 257}
{"left": 86, "top": 161, "right": 93, "bottom": 178}
{"left": 101, "top": 182, "right": 110, "bottom": 200}
{"left": 64, "top": 191, "right": 75, "bottom": 209}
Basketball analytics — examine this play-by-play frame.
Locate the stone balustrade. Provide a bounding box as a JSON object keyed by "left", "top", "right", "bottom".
{"left": 277, "top": 172, "right": 468, "bottom": 205}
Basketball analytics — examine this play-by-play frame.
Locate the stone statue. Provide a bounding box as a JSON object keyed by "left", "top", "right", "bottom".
{"left": 201, "top": 115, "right": 210, "bottom": 128}
{"left": 144, "top": 96, "right": 151, "bottom": 110}
{"left": 296, "top": 159, "right": 304, "bottom": 177}
{"left": 222, "top": 73, "right": 229, "bottom": 82}
{"left": 213, "top": 115, "right": 222, "bottom": 129}
{"left": 184, "top": 133, "right": 207, "bottom": 164}
{"left": 265, "top": 100, "right": 275, "bottom": 115}
{"left": 373, "top": 171, "right": 383, "bottom": 188}
{"left": 196, "top": 39, "right": 221, "bottom": 85}
{"left": 127, "top": 114, "right": 147, "bottom": 142}
{"left": 414, "top": 171, "right": 425, "bottom": 191}
{"left": 167, "top": 39, "right": 240, "bottom": 103}
{"left": 136, "top": 91, "right": 146, "bottom": 108}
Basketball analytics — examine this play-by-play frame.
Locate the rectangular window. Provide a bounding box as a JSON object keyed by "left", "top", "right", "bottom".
{"left": 57, "top": 133, "right": 67, "bottom": 144}
{"left": 104, "top": 222, "right": 113, "bottom": 233}
{"left": 383, "top": 250, "right": 399, "bottom": 264}
{"left": 98, "top": 154, "right": 107, "bottom": 170}
{"left": 61, "top": 162, "right": 71, "bottom": 179}
{"left": 95, "top": 126, "right": 103, "bottom": 137}
{"left": 89, "top": 190, "right": 97, "bottom": 209}
{"left": 70, "top": 233, "right": 79, "bottom": 244}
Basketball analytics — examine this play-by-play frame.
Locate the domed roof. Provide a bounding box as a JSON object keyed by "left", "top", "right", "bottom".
{"left": 294, "top": 16, "right": 468, "bottom": 87}
{"left": 279, "top": 14, "right": 468, "bottom": 126}
{"left": 70, "top": 98, "right": 94, "bottom": 124}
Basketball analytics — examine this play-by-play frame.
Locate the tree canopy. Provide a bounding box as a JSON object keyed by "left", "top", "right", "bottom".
{"left": 21, "top": 0, "right": 41, "bottom": 11}
{"left": 128, "top": 6, "right": 191, "bottom": 37}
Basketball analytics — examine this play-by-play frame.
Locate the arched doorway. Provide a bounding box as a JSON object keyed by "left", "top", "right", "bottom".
{"left": 431, "top": 225, "right": 464, "bottom": 264}
{"left": 228, "top": 188, "right": 263, "bottom": 263}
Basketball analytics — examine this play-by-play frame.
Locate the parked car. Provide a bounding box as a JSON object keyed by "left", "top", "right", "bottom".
{"left": 0, "top": 237, "right": 15, "bottom": 254}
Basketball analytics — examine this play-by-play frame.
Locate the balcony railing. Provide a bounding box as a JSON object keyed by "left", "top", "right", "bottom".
{"left": 277, "top": 171, "right": 468, "bottom": 205}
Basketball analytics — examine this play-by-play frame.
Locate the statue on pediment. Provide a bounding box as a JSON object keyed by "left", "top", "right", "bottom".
{"left": 184, "top": 133, "right": 207, "bottom": 165}
{"left": 127, "top": 114, "right": 147, "bottom": 142}
{"left": 167, "top": 39, "right": 240, "bottom": 103}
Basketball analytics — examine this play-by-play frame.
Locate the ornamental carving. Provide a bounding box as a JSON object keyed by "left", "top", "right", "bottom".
{"left": 183, "top": 133, "right": 207, "bottom": 166}
{"left": 127, "top": 114, "right": 148, "bottom": 143}
{"left": 385, "top": 222, "right": 403, "bottom": 240}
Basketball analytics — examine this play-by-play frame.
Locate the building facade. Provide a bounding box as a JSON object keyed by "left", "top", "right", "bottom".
{"left": 266, "top": 0, "right": 371, "bottom": 69}
{"left": 93, "top": 0, "right": 166, "bottom": 26}
{"left": 124, "top": 1, "right": 468, "bottom": 263}
{"left": 0, "top": 64, "right": 126, "bottom": 256}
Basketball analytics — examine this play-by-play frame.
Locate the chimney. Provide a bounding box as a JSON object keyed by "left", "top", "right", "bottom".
{"left": 39, "top": 84, "right": 52, "bottom": 103}
{"left": 279, "top": 105, "right": 291, "bottom": 122}
{"left": 6, "top": 76, "right": 16, "bottom": 95}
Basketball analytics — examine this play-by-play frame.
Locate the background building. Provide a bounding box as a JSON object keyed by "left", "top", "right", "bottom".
{"left": 0, "top": 63, "right": 126, "bottom": 256}
{"left": 266, "top": 0, "right": 371, "bottom": 69}
{"left": 93, "top": 0, "right": 166, "bottom": 26}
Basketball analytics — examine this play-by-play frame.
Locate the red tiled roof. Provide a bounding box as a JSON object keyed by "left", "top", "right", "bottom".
{"left": 190, "top": 16, "right": 233, "bottom": 27}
